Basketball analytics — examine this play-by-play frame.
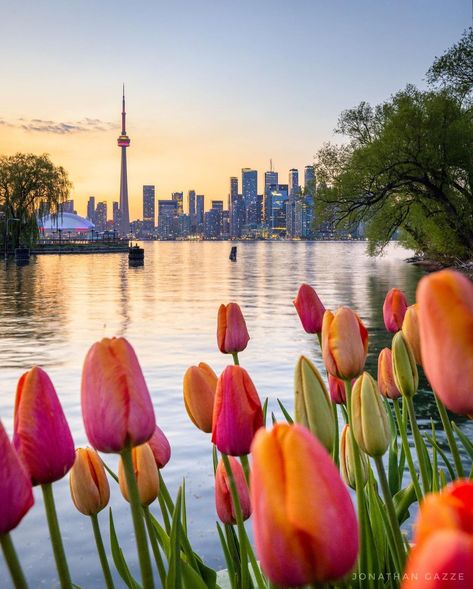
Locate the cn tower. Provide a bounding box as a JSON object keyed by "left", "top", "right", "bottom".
{"left": 117, "top": 84, "right": 130, "bottom": 235}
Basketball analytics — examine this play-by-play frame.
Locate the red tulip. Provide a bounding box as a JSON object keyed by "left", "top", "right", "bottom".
{"left": 383, "top": 288, "right": 408, "bottom": 333}
{"left": 377, "top": 348, "right": 401, "bottom": 400}
{"left": 217, "top": 303, "right": 250, "bottom": 354}
{"left": 293, "top": 283, "right": 325, "bottom": 334}
{"left": 250, "top": 423, "right": 358, "bottom": 586}
{"left": 81, "top": 337, "right": 156, "bottom": 453}
{"left": 215, "top": 457, "right": 251, "bottom": 525}
{"left": 211, "top": 365, "right": 263, "bottom": 456}
{"left": 13, "top": 366, "right": 75, "bottom": 485}
{"left": 0, "top": 420, "right": 34, "bottom": 534}
{"left": 417, "top": 270, "right": 473, "bottom": 415}
{"left": 328, "top": 374, "right": 347, "bottom": 404}
{"left": 148, "top": 425, "right": 171, "bottom": 469}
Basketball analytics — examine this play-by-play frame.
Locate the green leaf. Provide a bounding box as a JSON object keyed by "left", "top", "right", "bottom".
{"left": 109, "top": 508, "right": 142, "bottom": 589}
{"left": 452, "top": 422, "right": 473, "bottom": 461}
{"left": 216, "top": 523, "right": 236, "bottom": 587}
{"left": 425, "top": 434, "right": 455, "bottom": 480}
{"left": 262, "top": 398, "right": 269, "bottom": 427}
{"left": 393, "top": 483, "right": 417, "bottom": 524}
{"left": 166, "top": 488, "right": 183, "bottom": 589}
{"left": 277, "top": 399, "right": 293, "bottom": 423}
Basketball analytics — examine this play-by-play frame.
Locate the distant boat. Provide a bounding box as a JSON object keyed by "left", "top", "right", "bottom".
{"left": 229, "top": 246, "right": 237, "bottom": 262}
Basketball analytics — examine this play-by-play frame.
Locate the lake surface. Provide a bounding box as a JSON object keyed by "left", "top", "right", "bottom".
{"left": 0, "top": 241, "right": 470, "bottom": 588}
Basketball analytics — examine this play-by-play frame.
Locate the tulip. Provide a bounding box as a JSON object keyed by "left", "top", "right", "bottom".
{"left": 383, "top": 287, "right": 408, "bottom": 333}
{"left": 392, "top": 331, "right": 418, "bottom": 398}
{"left": 215, "top": 457, "right": 251, "bottom": 525}
{"left": 328, "top": 374, "right": 347, "bottom": 404}
{"left": 250, "top": 423, "right": 358, "bottom": 586}
{"left": 293, "top": 283, "right": 325, "bottom": 334}
{"left": 417, "top": 270, "right": 473, "bottom": 415}
{"left": 352, "top": 372, "right": 390, "bottom": 457}
{"left": 0, "top": 420, "right": 34, "bottom": 534}
{"left": 118, "top": 444, "right": 159, "bottom": 506}
{"left": 340, "top": 424, "right": 368, "bottom": 489}
{"left": 217, "top": 303, "right": 250, "bottom": 354}
{"left": 402, "top": 303, "right": 422, "bottom": 366}
{"left": 212, "top": 365, "right": 263, "bottom": 456}
{"left": 148, "top": 425, "right": 171, "bottom": 469}
{"left": 294, "top": 355, "right": 334, "bottom": 452}
{"left": 377, "top": 348, "right": 401, "bottom": 400}
{"left": 183, "top": 362, "right": 217, "bottom": 433}
{"left": 81, "top": 337, "right": 156, "bottom": 453}
{"left": 322, "top": 307, "right": 368, "bottom": 380}
{"left": 69, "top": 448, "right": 110, "bottom": 516}
{"left": 13, "top": 366, "right": 75, "bottom": 485}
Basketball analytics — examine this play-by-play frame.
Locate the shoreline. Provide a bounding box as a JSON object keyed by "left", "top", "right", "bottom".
{"left": 405, "top": 255, "right": 473, "bottom": 277}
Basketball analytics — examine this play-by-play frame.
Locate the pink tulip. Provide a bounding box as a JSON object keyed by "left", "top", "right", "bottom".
{"left": 13, "top": 367, "right": 75, "bottom": 485}
{"left": 0, "top": 420, "right": 34, "bottom": 534}
{"left": 81, "top": 337, "right": 155, "bottom": 453}
{"left": 215, "top": 457, "right": 251, "bottom": 524}
{"left": 328, "top": 374, "right": 347, "bottom": 404}
{"left": 217, "top": 303, "right": 250, "bottom": 354}
{"left": 383, "top": 288, "right": 408, "bottom": 333}
{"left": 148, "top": 425, "right": 171, "bottom": 469}
{"left": 293, "top": 283, "right": 326, "bottom": 334}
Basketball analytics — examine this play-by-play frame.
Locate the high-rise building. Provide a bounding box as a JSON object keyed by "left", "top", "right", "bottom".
{"left": 196, "top": 195, "right": 205, "bottom": 230}
{"left": 264, "top": 168, "right": 278, "bottom": 226}
{"left": 95, "top": 201, "right": 108, "bottom": 232}
{"left": 304, "top": 165, "right": 315, "bottom": 190}
{"left": 242, "top": 168, "right": 258, "bottom": 226}
{"left": 288, "top": 168, "right": 299, "bottom": 200}
{"left": 172, "top": 192, "right": 184, "bottom": 215}
{"left": 61, "top": 200, "right": 75, "bottom": 214}
{"left": 287, "top": 168, "right": 300, "bottom": 237}
{"left": 87, "top": 196, "right": 96, "bottom": 222}
{"left": 112, "top": 201, "right": 121, "bottom": 229}
{"left": 302, "top": 165, "right": 316, "bottom": 239}
{"left": 158, "top": 200, "right": 178, "bottom": 239}
{"left": 117, "top": 86, "right": 131, "bottom": 235}
{"left": 143, "top": 185, "right": 155, "bottom": 232}
{"left": 229, "top": 177, "right": 241, "bottom": 238}
{"left": 204, "top": 201, "right": 224, "bottom": 238}
{"left": 188, "top": 190, "right": 196, "bottom": 233}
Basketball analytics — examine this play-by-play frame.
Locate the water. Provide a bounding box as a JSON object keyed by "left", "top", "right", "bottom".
{"left": 0, "top": 241, "right": 470, "bottom": 588}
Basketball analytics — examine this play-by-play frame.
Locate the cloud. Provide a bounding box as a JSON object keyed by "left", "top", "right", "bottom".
{"left": 0, "top": 117, "right": 118, "bottom": 134}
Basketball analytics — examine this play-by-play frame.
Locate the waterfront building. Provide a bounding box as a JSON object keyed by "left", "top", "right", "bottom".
{"left": 143, "top": 185, "right": 155, "bottom": 233}
{"left": 196, "top": 195, "right": 205, "bottom": 232}
{"left": 61, "top": 200, "right": 75, "bottom": 214}
{"left": 87, "top": 196, "right": 95, "bottom": 222}
{"left": 112, "top": 201, "right": 121, "bottom": 229}
{"left": 39, "top": 212, "right": 95, "bottom": 236}
{"left": 172, "top": 192, "right": 184, "bottom": 216}
{"left": 204, "top": 201, "right": 223, "bottom": 239}
{"left": 95, "top": 201, "right": 108, "bottom": 232}
{"left": 158, "top": 199, "right": 178, "bottom": 239}
{"left": 229, "top": 177, "right": 243, "bottom": 238}
{"left": 270, "top": 190, "right": 288, "bottom": 237}
{"left": 302, "top": 165, "right": 316, "bottom": 238}
{"left": 178, "top": 214, "right": 191, "bottom": 238}
{"left": 264, "top": 168, "right": 278, "bottom": 226}
{"left": 287, "top": 168, "right": 300, "bottom": 237}
{"left": 117, "top": 86, "right": 131, "bottom": 235}
{"left": 188, "top": 190, "right": 196, "bottom": 233}
{"left": 242, "top": 168, "right": 258, "bottom": 226}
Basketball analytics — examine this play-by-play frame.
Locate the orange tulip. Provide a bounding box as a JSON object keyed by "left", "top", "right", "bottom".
{"left": 214, "top": 457, "right": 251, "bottom": 525}
{"left": 183, "top": 362, "right": 217, "bottom": 433}
{"left": 69, "top": 448, "right": 110, "bottom": 516}
{"left": 377, "top": 348, "right": 401, "bottom": 400}
{"left": 383, "top": 288, "right": 408, "bottom": 333}
{"left": 417, "top": 270, "right": 473, "bottom": 415}
{"left": 147, "top": 425, "right": 171, "bottom": 469}
{"left": 322, "top": 307, "right": 368, "bottom": 380}
{"left": 118, "top": 444, "right": 159, "bottom": 506}
{"left": 217, "top": 303, "right": 250, "bottom": 354}
{"left": 250, "top": 423, "right": 358, "bottom": 586}
{"left": 402, "top": 480, "right": 473, "bottom": 588}
{"left": 293, "top": 283, "right": 326, "bottom": 334}
{"left": 402, "top": 303, "right": 422, "bottom": 366}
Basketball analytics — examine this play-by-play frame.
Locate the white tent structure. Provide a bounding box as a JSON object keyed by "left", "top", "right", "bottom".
{"left": 39, "top": 213, "right": 95, "bottom": 235}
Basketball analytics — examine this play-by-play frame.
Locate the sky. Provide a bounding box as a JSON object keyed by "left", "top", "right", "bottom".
{"left": 0, "top": 0, "right": 471, "bottom": 219}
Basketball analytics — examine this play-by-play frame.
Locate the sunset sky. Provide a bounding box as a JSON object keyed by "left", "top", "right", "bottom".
{"left": 1, "top": 0, "right": 470, "bottom": 219}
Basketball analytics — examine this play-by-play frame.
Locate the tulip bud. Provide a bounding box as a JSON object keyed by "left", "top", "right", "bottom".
{"left": 383, "top": 288, "right": 408, "bottom": 333}
{"left": 217, "top": 303, "right": 250, "bottom": 354}
{"left": 212, "top": 365, "right": 264, "bottom": 456}
{"left": 293, "top": 283, "right": 326, "bottom": 334}
{"left": 377, "top": 348, "right": 401, "bottom": 400}
{"left": 340, "top": 424, "right": 368, "bottom": 489}
{"left": 250, "top": 423, "right": 358, "bottom": 586}
{"left": 147, "top": 425, "right": 171, "bottom": 469}
{"left": 322, "top": 307, "right": 368, "bottom": 380}
{"left": 118, "top": 444, "right": 159, "bottom": 506}
{"left": 402, "top": 304, "right": 422, "bottom": 366}
{"left": 417, "top": 270, "right": 473, "bottom": 415}
{"left": 13, "top": 366, "right": 75, "bottom": 485}
{"left": 294, "top": 356, "right": 334, "bottom": 452}
{"left": 81, "top": 337, "right": 156, "bottom": 453}
{"left": 328, "top": 374, "right": 348, "bottom": 404}
{"left": 352, "top": 372, "right": 390, "bottom": 457}
{"left": 69, "top": 448, "right": 110, "bottom": 516}
{"left": 215, "top": 457, "right": 251, "bottom": 525}
{"left": 183, "top": 362, "right": 217, "bottom": 433}
{"left": 392, "top": 331, "right": 418, "bottom": 398}
{"left": 0, "top": 420, "right": 34, "bottom": 534}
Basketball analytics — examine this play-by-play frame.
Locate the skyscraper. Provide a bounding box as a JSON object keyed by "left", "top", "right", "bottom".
{"left": 188, "top": 190, "right": 196, "bottom": 234}
{"left": 117, "top": 85, "right": 131, "bottom": 235}
{"left": 287, "top": 168, "right": 300, "bottom": 237}
{"left": 112, "top": 201, "right": 121, "bottom": 228}
{"left": 303, "top": 165, "right": 316, "bottom": 238}
{"left": 158, "top": 200, "right": 178, "bottom": 239}
{"left": 172, "top": 192, "right": 184, "bottom": 215}
{"left": 95, "top": 201, "right": 108, "bottom": 232}
{"left": 242, "top": 168, "right": 257, "bottom": 226}
{"left": 264, "top": 167, "right": 278, "bottom": 226}
{"left": 229, "top": 177, "right": 239, "bottom": 237}
{"left": 87, "top": 196, "right": 96, "bottom": 222}
{"left": 196, "top": 195, "right": 205, "bottom": 229}
{"left": 143, "top": 185, "right": 155, "bottom": 232}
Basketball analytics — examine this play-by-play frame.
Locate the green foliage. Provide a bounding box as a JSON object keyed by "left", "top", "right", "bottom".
{"left": 427, "top": 27, "right": 473, "bottom": 96}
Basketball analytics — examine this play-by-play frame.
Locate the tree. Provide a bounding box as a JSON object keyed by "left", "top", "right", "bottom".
{"left": 0, "top": 153, "right": 71, "bottom": 248}
{"left": 427, "top": 28, "right": 473, "bottom": 96}
{"left": 314, "top": 86, "right": 473, "bottom": 261}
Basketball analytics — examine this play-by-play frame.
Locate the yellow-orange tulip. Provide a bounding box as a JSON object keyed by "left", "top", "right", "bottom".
{"left": 417, "top": 270, "right": 473, "bottom": 415}
{"left": 340, "top": 424, "right": 368, "bottom": 490}
{"left": 183, "top": 362, "right": 217, "bottom": 433}
{"left": 118, "top": 444, "right": 159, "bottom": 506}
{"left": 322, "top": 307, "right": 368, "bottom": 380}
{"left": 402, "top": 304, "right": 422, "bottom": 366}
{"left": 69, "top": 448, "right": 110, "bottom": 516}
{"left": 377, "top": 348, "right": 401, "bottom": 400}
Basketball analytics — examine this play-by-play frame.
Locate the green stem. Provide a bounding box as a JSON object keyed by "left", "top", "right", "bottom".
{"left": 222, "top": 454, "right": 249, "bottom": 589}
{"left": 392, "top": 399, "right": 423, "bottom": 502}
{"left": 373, "top": 456, "right": 407, "bottom": 571}
{"left": 90, "top": 514, "right": 115, "bottom": 589}
{"left": 240, "top": 454, "right": 251, "bottom": 486}
{"left": 434, "top": 393, "right": 464, "bottom": 477}
{"left": 41, "top": 483, "right": 72, "bottom": 589}
{"left": 0, "top": 533, "right": 28, "bottom": 589}
{"left": 143, "top": 506, "right": 167, "bottom": 587}
{"left": 231, "top": 352, "right": 240, "bottom": 365}
{"left": 243, "top": 528, "right": 266, "bottom": 589}
{"left": 405, "top": 397, "right": 430, "bottom": 494}
{"left": 121, "top": 447, "right": 154, "bottom": 589}
{"left": 332, "top": 402, "right": 340, "bottom": 467}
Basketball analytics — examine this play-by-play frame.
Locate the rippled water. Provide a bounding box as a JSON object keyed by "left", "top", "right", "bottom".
{"left": 0, "top": 241, "right": 470, "bottom": 588}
